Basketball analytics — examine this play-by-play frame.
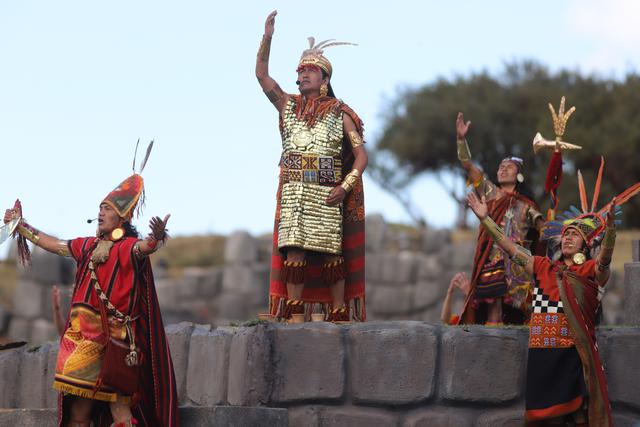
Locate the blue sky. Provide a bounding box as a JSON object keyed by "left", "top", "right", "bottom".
{"left": 1, "top": 0, "right": 638, "bottom": 255}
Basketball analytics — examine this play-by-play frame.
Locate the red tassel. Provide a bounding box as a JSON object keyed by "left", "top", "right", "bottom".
{"left": 281, "top": 261, "right": 306, "bottom": 284}
{"left": 16, "top": 234, "right": 31, "bottom": 266}
{"left": 545, "top": 151, "right": 563, "bottom": 193}
{"left": 321, "top": 258, "right": 346, "bottom": 285}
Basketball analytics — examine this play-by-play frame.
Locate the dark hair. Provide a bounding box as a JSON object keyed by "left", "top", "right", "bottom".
{"left": 123, "top": 221, "right": 140, "bottom": 238}
{"left": 320, "top": 70, "right": 336, "bottom": 98}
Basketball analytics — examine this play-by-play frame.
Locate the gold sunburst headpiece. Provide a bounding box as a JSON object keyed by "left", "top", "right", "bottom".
{"left": 297, "top": 37, "right": 356, "bottom": 77}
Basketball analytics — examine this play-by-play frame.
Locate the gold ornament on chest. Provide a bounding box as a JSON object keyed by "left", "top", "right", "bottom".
{"left": 572, "top": 252, "right": 586, "bottom": 265}
{"left": 291, "top": 129, "right": 314, "bottom": 149}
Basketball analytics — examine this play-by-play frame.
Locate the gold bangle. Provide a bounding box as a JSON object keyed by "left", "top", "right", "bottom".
{"left": 56, "top": 240, "right": 70, "bottom": 257}
{"left": 601, "top": 226, "right": 616, "bottom": 250}
{"left": 480, "top": 217, "right": 505, "bottom": 243}
{"left": 457, "top": 139, "right": 472, "bottom": 162}
{"left": 18, "top": 221, "right": 40, "bottom": 245}
{"left": 340, "top": 169, "right": 360, "bottom": 193}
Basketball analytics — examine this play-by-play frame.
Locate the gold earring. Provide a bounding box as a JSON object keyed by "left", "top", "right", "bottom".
{"left": 320, "top": 83, "right": 328, "bottom": 97}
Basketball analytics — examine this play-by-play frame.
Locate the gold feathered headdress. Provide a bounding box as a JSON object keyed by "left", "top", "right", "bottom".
{"left": 297, "top": 37, "right": 356, "bottom": 77}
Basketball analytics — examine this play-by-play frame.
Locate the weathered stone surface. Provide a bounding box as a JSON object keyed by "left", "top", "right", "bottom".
{"left": 624, "top": 263, "right": 640, "bottom": 326}
{"left": 165, "top": 322, "right": 195, "bottom": 404}
{"left": 227, "top": 325, "right": 270, "bottom": 406}
{"left": 272, "top": 323, "right": 344, "bottom": 403}
{"left": 440, "top": 326, "right": 526, "bottom": 403}
{"left": 288, "top": 406, "right": 321, "bottom": 427}
{"left": 12, "top": 279, "right": 43, "bottom": 319}
{"left": 224, "top": 230, "right": 258, "bottom": 264}
{"left": 18, "top": 342, "right": 52, "bottom": 408}
{"left": 187, "top": 326, "right": 231, "bottom": 406}
{"left": 0, "top": 346, "right": 23, "bottom": 407}
{"left": 379, "top": 252, "right": 419, "bottom": 284}
{"left": 422, "top": 228, "right": 451, "bottom": 255}
{"left": 0, "top": 409, "right": 57, "bottom": 426}
{"left": 317, "top": 407, "right": 397, "bottom": 427}
{"left": 414, "top": 280, "right": 446, "bottom": 310}
{"left": 45, "top": 344, "right": 60, "bottom": 408}
{"left": 416, "top": 254, "right": 442, "bottom": 280}
{"left": 599, "top": 328, "right": 640, "bottom": 409}
{"left": 222, "top": 265, "right": 260, "bottom": 295}
{"left": 476, "top": 408, "right": 524, "bottom": 427}
{"left": 632, "top": 239, "right": 640, "bottom": 262}
{"left": 30, "top": 319, "right": 58, "bottom": 344}
{"left": 180, "top": 405, "right": 288, "bottom": 427}
{"left": 369, "top": 284, "right": 414, "bottom": 315}
{"left": 215, "top": 292, "right": 251, "bottom": 322}
{"left": 197, "top": 267, "right": 223, "bottom": 298}
{"left": 175, "top": 268, "right": 205, "bottom": 300}
{"left": 7, "top": 317, "right": 31, "bottom": 341}
{"left": 349, "top": 321, "right": 437, "bottom": 404}
{"left": 21, "top": 247, "right": 75, "bottom": 284}
{"left": 403, "top": 407, "right": 473, "bottom": 427}
{"left": 366, "top": 214, "right": 387, "bottom": 253}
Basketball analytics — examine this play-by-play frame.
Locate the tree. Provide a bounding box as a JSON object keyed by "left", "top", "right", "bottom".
{"left": 370, "top": 61, "right": 640, "bottom": 228}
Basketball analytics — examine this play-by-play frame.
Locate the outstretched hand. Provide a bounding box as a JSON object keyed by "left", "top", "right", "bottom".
{"left": 606, "top": 197, "right": 617, "bottom": 227}
{"left": 149, "top": 214, "right": 171, "bottom": 241}
{"left": 264, "top": 10, "right": 277, "bottom": 37}
{"left": 4, "top": 199, "right": 22, "bottom": 224}
{"left": 456, "top": 112, "right": 471, "bottom": 140}
{"left": 466, "top": 192, "right": 488, "bottom": 220}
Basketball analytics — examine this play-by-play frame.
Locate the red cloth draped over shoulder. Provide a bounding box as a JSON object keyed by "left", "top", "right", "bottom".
{"left": 269, "top": 97, "right": 366, "bottom": 320}
{"left": 458, "top": 192, "right": 541, "bottom": 324}
{"left": 58, "top": 237, "right": 179, "bottom": 427}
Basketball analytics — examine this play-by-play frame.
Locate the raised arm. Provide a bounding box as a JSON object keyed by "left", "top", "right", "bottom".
{"left": 255, "top": 10, "right": 289, "bottom": 113}
{"left": 133, "top": 214, "right": 170, "bottom": 258}
{"left": 467, "top": 192, "right": 535, "bottom": 276}
{"left": 595, "top": 197, "right": 617, "bottom": 286}
{"left": 456, "top": 112, "right": 484, "bottom": 190}
{"left": 3, "top": 200, "right": 70, "bottom": 257}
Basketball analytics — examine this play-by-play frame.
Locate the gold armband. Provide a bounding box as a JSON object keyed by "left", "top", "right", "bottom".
{"left": 510, "top": 245, "right": 532, "bottom": 267}
{"left": 480, "top": 217, "right": 505, "bottom": 243}
{"left": 17, "top": 221, "right": 40, "bottom": 245}
{"left": 348, "top": 131, "right": 364, "bottom": 149}
{"left": 340, "top": 169, "right": 360, "bottom": 193}
{"left": 457, "top": 139, "right": 472, "bottom": 162}
{"left": 258, "top": 35, "right": 272, "bottom": 62}
{"left": 56, "top": 240, "right": 71, "bottom": 257}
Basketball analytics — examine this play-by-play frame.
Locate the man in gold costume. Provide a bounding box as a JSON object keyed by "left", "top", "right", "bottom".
{"left": 257, "top": 11, "right": 368, "bottom": 322}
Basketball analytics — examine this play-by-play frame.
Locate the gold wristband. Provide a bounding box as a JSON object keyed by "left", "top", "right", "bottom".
{"left": 17, "top": 221, "right": 40, "bottom": 245}
{"left": 340, "top": 169, "right": 360, "bottom": 193}
{"left": 258, "top": 35, "right": 272, "bottom": 62}
{"left": 348, "top": 131, "right": 364, "bottom": 149}
{"left": 457, "top": 139, "right": 472, "bottom": 162}
{"left": 510, "top": 245, "right": 532, "bottom": 267}
{"left": 56, "top": 240, "right": 71, "bottom": 257}
{"left": 480, "top": 217, "right": 505, "bottom": 243}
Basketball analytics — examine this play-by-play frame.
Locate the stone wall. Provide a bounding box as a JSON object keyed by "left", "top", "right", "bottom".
{"left": 2, "top": 322, "right": 640, "bottom": 426}
{"left": 1, "top": 215, "right": 630, "bottom": 343}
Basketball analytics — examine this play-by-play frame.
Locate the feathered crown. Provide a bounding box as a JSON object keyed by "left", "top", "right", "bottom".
{"left": 297, "top": 37, "right": 356, "bottom": 77}
{"left": 543, "top": 157, "right": 640, "bottom": 250}
{"left": 102, "top": 140, "right": 154, "bottom": 220}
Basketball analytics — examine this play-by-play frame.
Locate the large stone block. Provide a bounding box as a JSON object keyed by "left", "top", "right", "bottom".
{"left": 21, "top": 247, "right": 75, "bottom": 284}
{"left": 215, "top": 292, "right": 252, "bottom": 322}
{"left": 349, "top": 321, "right": 437, "bottom": 405}
{"left": 380, "top": 252, "right": 419, "bottom": 284}
{"left": 30, "top": 319, "right": 58, "bottom": 344}
{"left": 632, "top": 239, "right": 640, "bottom": 262}
{"left": 180, "top": 406, "right": 288, "bottom": 427}
{"left": 316, "top": 407, "right": 397, "bottom": 427}
{"left": 18, "top": 343, "right": 52, "bottom": 408}
{"left": 414, "top": 280, "right": 446, "bottom": 310}
{"left": 272, "top": 323, "right": 344, "bottom": 403}
{"left": 227, "top": 325, "right": 271, "bottom": 406}
{"left": 421, "top": 228, "right": 451, "bottom": 255}
{"left": 599, "top": 328, "right": 640, "bottom": 409}
{"left": 45, "top": 344, "right": 60, "bottom": 408}
{"left": 0, "top": 409, "right": 57, "bottom": 426}
{"left": 0, "top": 346, "right": 23, "bottom": 407}
{"left": 476, "top": 408, "right": 524, "bottom": 427}
{"left": 369, "top": 284, "right": 414, "bottom": 316}
{"left": 7, "top": 317, "right": 31, "bottom": 341}
{"left": 165, "top": 322, "right": 195, "bottom": 404}
{"left": 402, "top": 407, "right": 473, "bottom": 427}
{"left": 224, "top": 230, "right": 258, "bottom": 264}
{"left": 197, "top": 267, "right": 223, "bottom": 298}
{"left": 624, "top": 263, "right": 640, "bottom": 326}
{"left": 175, "top": 268, "right": 205, "bottom": 300}
{"left": 222, "top": 265, "right": 259, "bottom": 295}
{"left": 186, "top": 326, "right": 231, "bottom": 406}
{"left": 365, "top": 213, "right": 387, "bottom": 253}
{"left": 416, "top": 254, "right": 443, "bottom": 281}
{"left": 12, "top": 279, "right": 43, "bottom": 319}
{"left": 440, "top": 326, "right": 526, "bottom": 403}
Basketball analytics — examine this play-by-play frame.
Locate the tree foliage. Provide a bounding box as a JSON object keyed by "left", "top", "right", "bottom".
{"left": 370, "top": 61, "right": 640, "bottom": 227}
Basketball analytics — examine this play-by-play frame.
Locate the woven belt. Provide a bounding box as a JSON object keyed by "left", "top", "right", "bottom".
{"left": 280, "top": 152, "right": 343, "bottom": 185}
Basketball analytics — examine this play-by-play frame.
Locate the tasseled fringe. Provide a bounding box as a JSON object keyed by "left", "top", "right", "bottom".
{"left": 281, "top": 260, "right": 306, "bottom": 284}
{"left": 294, "top": 95, "right": 340, "bottom": 128}
{"left": 16, "top": 234, "right": 31, "bottom": 266}
{"left": 321, "top": 258, "right": 346, "bottom": 285}
{"left": 269, "top": 295, "right": 366, "bottom": 322}
{"left": 91, "top": 239, "right": 114, "bottom": 264}
{"left": 53, "top": 380, "right": 124, "bottom": 403}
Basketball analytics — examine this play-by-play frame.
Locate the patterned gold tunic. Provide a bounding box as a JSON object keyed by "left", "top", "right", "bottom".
{"left": 278, "top": 97, "right": 345, "bottom": 254}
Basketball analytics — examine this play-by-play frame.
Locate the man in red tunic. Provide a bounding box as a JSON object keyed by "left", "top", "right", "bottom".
{"left": 4, "top": 158, "right": 179, "bottom": 426}
{"left": 466, "top": 159, "right": 640, "bottom": 425}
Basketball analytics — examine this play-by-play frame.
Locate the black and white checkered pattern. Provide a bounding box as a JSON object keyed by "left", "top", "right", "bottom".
{"left": 532, "top": 286, "right": 564, "bottom": 314}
